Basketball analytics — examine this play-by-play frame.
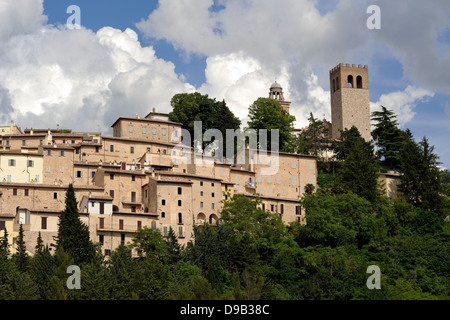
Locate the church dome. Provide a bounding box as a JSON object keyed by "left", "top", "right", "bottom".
{"left": 270, "top": 81, "right": 282, "bottom": 89}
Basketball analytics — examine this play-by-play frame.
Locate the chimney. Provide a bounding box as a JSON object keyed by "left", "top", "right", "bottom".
{"left": 153, "top": 108, "right": 156, "bottom": 113}
{"left": 57, "top": 124, "right": 60, "bottom": 130}
{"left": 10, "top": 120, "right": 13, "bottom": 132}
{"left": 30, "top": 128, "right": 33, "bottom": 135}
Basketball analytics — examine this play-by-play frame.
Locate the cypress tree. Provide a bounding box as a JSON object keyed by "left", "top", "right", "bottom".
{"left": 165, "top": 227, "right": 182, "bottom": 264}
{"left": 54, "top": 184, "right": 95, "bottom": 264}
{"left": 13, "top": 223, "right": 29, "bottom": 272}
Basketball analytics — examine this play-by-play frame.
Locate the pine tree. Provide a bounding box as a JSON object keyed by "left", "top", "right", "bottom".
{"left": 13, "top": 223, "right": 29, "bottom": 272}
{"left": 55, "top": 184, "right": 95, "bottom": 264}
{"left": 399, "top": 134, "right": 442, "bottom": 211}
{"left": 337, "top": 129, "right": 378, "bottom": 202}
{"left": 0, "top": 228, "right": 10, "bottom": 256}
{"left": 371, "top": 106, "right": 404, "bottom": 170}
{"left": 35, "top": 232, "right": 44, "bottom": 254}
{"left": 165, "top": 227, "right": 182, "bottom": 264}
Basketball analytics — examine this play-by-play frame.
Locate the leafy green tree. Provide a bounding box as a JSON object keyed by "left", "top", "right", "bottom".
{"left": 169, "top": 92, "right": 241, "bottom": 152}
{"left": 131, "top": 226, "right": 168, "bottom": 261}
{"left": 247, "top": 97, "right": 296, "bottom": 151}
{"left": 289, "top": 112, "right": 330, "bottom": 156}
{"left": 54, "top": 184, "right": 96, "bottom": 265}
{"left": 371, "top": 106, "right": 404, "bottom": 170}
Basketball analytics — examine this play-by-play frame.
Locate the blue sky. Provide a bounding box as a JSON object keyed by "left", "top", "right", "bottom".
{"left": 0, "top": 0, "right": 449, "bottom": 168}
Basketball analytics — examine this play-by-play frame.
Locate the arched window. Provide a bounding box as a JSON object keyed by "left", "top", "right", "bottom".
{"left": 332, "top": 79, "right": 335, "bottom": 92}
{"left": 347, "top": 75, "right": 353, "bottom": 88}
{"left": 209, "top": 214, "right": 218, "bottom": 225}
{"left": 357, "top": 76, "right": 362, "bottom": 89}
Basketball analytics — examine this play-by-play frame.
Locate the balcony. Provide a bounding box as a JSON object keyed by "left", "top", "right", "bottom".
{"left": 245, "top": 181, "right": 257, "bottom": 189}
{"left": 96, "top": 223, "right": 140, "bottom": 234}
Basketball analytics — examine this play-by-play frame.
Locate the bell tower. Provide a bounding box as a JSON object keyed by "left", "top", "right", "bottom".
{"left": 269, "top": 81, "right": 291, "bottom": 114}
{"left": 329, "top": 63, "right": 371, "bottom": 141}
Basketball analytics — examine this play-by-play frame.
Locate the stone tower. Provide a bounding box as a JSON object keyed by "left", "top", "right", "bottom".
{"left": 329, "top": 63, "right": 370, "bottom": 141}
{"left": 269, "top": 81, "right": 291, "bottom": 114}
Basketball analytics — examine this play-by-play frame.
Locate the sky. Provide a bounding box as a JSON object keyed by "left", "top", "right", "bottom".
{"left": 0, "top": 0, "right": 449, "bottom": 168}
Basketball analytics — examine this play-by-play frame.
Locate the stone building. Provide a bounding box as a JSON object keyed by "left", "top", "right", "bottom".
{"left": 329, "top": 63, "right": 371, "bottom": 141}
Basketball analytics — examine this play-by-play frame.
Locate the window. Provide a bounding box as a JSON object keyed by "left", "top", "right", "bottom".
{"left": 178, "top": 187, "right": 182, "bottom": 195}
{"left": 60, "top": 167, "right": 64, "bottom": 173}
{"left": 128, "top": 125, "right": 133, "bottom": 133}
{"left": 24, "top": 189, "right": 29, "bottom": 196}
{"left": 53, "top": 192, "right": 57, "bottom": 199}
{"left": 28, "top": 160, "right": 34, "bottom": 167}
{"left": 121, "top": 234, "right": 125, "bottom": 245}
{"left": 7, "top": 175, "right": 11, "bottom": 182}
{"left": 99, "top": 218, "right": 105, "bottom": 229}
{"left": 110, "top": 190, "right": 114, "bottom": 198}
{"left": 91, "top": 171, "right": 96, "bottom": 178}
{"left": 46, "top": 150, "right": 52, "bottom": 156}
{"left": 99, "top": 235, "right": 104, "bottom": 245}
{"left": 178, "top": 200, "right": 182, "bottom": 206}
{"left": 8, "top": 159, "right": 16, "bottom": 167}
{"left": 110, "top": 174, "right": 114, "bottom": 180}
{"left": 13, "top": 188, "right": 17, "bottom": 196}
{"left": 41, "top": 217, "right": 47, "bottom": 230}
{"left": 292, "top": 162, "right": 296, "bottom": 169}
{"left": 76, "top": 171, "right": 83, "bottom": 178}
{"left": 151, "top": 221, "right": 157, "bottom": 230}
{"left": 105, "top": 249, "right": 111, "bottom": 256}
{"left": 292, "top": 176, "right": 296, "bottom": 186}
{"left": 178, "top": 213, "right": 183, "bottom": 224}
{"left": 0, "top": 221, "right": 5, "bottom": 230}
{"left": 131, "top": 206, "right": 136, "bottom": 213}
{"left": 220, "top": 167, "right": 224, "bottom": 177}
{"left": 268, "top": 175, "right": 271, "bottom": 183}
{"left": 271, "top": 205, "right": 274, "bottom": 212}
{"left": 200, "top": 181, "right": 203, "bottom": 187}
{"left": 179, "top": 227, "right": 183, "bottom": 237}
{"left": 131, "top": 192, "right": 136, "bottom": 202}
{"left": 132, "top": 175, "right": 135, "bottom": 182}
{"left": 144, "top": 189, "right": 148, "bottom": 198}
{"left": 211, "top": 203, "right": 215, "bottom": 210}
{"left": 162, "top": 199, "right": 166, "bottom": 206}
{"left": 130, "top": 147, "right": 134, "bottom": 154}
{"left": 162, "top": 128, "right": 166, "bottom": 136}
{"left": 142, "top": 126, "right": 146, "bottom": 134}
{"left": 200, "top": 202, "right": 204, "bottom": 208}
{"left": 347, "top": 75, "right": 354, "bottom": 88}
{"left": 152, "top": 128, "right": 156, "bottom": 135}
{"left": 119, "top": 220, "right": 124, "bottom": 230}
{"left": 137, "top": 221, "right": 142, "bottom": 230}
{"left": 100, "top": 202, "right": 105, "bottom": 214}
{"left": 276, "top": 174, "right": 281, "bottom": 184}
{"left": 59, "top": 150, "right": 66, "bottom": 157}
{"left": 280, "top": 204, "right": 284, "bottom": 214}
{"left": 161, "top": 212, "right": 166, "bottom": 218}
{"left": 211, "top": 182, "right": 215, "bottom": 187}
{"left": 163, "top": 227, "right": 168, "bottom": 236}
{"left": 22, "top": 140, "right": 27, "bottom": 146}
{"left": 357, "top": 76, "right": 363, "bottom": 89}
{"left": 211, "top": 193, "right": 215, "bottom": 198}
{"left": 236, "top": 175, "right": 240, "bottom": 185}
{"left": 296, "top": 206, "right": 302, "bottom": 216}
{"left": 200, "top": 191, "right": 204, "bottom": 196}
{"left": 46, "top": 166, "right": 50, "bottom": 173}
{"left": 35, "top": 175, "right": 39, "bottom": 182}
{"left": 110, "top": 145, "right": 114, "bottom": 152}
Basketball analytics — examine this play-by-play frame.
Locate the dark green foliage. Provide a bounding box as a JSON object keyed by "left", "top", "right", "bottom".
{"left": 54, "top": 184, "right": 96, "bottom": 265}
{"left": 399, "top": 135, "right": 443, "bottom": 211}
{"left": 168, "top": 92, "right": 241, "bottom": 152}
{"left": 334, "top": 126, "right": 379, "bottom": 202}
{"left": 371, "top": 106, "right": 404, "bottom": 170}
{"left": 13, "top": 224, "right": 29, "bottom": 272}
{"left": 247, "top": 97, "right": 296, "bottom": 151}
